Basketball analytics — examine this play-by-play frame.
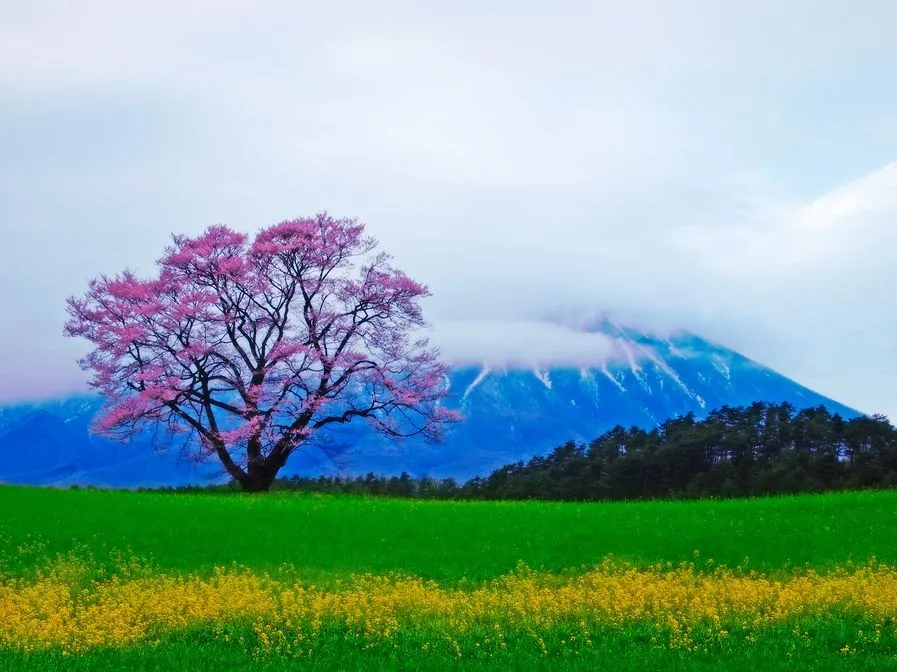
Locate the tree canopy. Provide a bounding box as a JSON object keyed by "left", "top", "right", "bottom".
{"left": 65, "top": 213, "right": 458, "bottom": 491}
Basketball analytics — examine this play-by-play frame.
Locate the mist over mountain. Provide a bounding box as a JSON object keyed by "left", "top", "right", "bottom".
{"left": 0, "top": 321, "right": 861, "bottom": 488}
{"left": 317, "top": 319, "right": 861, "bottom": 479}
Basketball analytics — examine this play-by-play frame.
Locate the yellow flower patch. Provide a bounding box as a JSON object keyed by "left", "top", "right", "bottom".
{"left": 1, "top": 556, "right": 895, "bottom": 654}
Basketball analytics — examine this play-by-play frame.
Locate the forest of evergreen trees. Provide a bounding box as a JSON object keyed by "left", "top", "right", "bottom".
{"left": 167, "top": 402, "right": 897, "bottom": 501}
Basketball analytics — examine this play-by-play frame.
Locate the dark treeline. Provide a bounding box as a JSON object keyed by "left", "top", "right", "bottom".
{"left": 161, "top": 402, "right": 897, "bottom": 501}
{"left": 471, "top": 402, "right": 897, "bottom": 500}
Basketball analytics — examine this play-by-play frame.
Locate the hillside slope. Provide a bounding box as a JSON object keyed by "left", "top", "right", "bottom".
{"left": 320, "top": 322, "right": 860, "bottom": 478}
{"left": 0, "top": 322, "right": 860, "bottom": 486}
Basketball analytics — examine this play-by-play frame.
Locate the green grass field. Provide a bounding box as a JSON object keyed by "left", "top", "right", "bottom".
{"left": 2, "top": 486, "right": 897, "bottom": 670}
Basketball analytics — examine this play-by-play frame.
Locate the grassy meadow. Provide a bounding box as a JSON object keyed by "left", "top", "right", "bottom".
{"left": 1, "top": 486, "right": 897, "bottom": 670}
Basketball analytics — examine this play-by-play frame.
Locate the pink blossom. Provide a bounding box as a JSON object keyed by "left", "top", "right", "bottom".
{"left": 65, "top": 213, "right": 461, "bottom": 491}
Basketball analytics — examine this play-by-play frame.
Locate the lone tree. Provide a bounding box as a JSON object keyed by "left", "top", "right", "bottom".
{"left": 65, "top": 214, "right": 459, "bottom": 492}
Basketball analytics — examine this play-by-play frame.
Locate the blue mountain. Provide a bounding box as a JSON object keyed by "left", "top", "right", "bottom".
{"left": 0, "top": 323, "right": 861, "bottom": 487}
{"left": 0, "top": 395, "right": 219, "bottom": 487}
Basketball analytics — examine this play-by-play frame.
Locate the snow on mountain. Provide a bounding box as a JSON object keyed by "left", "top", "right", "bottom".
{"left": 311, "top": 322, "right": 861, "bottom": 479}
{"left": 0, "top": 323, "right": 862, "bottom": 487}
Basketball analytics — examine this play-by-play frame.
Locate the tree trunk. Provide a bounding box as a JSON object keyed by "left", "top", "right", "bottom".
{"left": 242, "top": 459, "right": 278, "bottom": 493}
{"left": 239, "top": 434, "right": 279, "bottom": 492}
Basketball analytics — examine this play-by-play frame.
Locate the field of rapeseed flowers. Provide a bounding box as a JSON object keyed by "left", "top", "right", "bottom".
{"left": 3, "top": 553, "right": 897, "bottom": 657}
{"left": 2, "top": 486, "right": 897, "bottom": 670}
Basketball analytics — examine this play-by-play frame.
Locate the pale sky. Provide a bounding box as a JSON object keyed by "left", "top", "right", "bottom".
{"left": 1, "top": 1, "right": 896, "bottom": 419}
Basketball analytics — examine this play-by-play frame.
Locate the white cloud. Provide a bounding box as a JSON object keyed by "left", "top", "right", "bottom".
{"left": 655, "top": 162, "right": 897, "bottom": 415}
{"left": 429, "top": 320, "right": 618, "bottom": 369}
{"left": 1, "top": 0, "right": 897, "bottom": 420}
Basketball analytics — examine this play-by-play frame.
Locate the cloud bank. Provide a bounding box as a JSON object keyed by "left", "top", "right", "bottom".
{"left": 1, "top": 0, "right": 896, "bottom": 419}
{"left": 429, "top": 320, "right": 618, "bottom": 369}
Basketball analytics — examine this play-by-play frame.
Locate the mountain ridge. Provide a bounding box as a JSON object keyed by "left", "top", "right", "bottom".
{"left": 0, "top": 323, "right": 863, "bottom": 487}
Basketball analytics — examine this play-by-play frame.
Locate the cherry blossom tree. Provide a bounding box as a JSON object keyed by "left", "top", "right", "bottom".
{"left": 64, "top": 213, "right": 459, "bottom": 492}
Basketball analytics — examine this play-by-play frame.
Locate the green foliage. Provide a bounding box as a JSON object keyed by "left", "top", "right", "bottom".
{"left": 3, "top": 617, "right": 897, "bottom": 671}
{"left": 213, "top": 402, "right": 896, "bottom": 502}
{"left": 2, "top": 486, "right": 897, "bottom": 582}
{"left": 2, "top": 487, "right": 896, "bottom": 670}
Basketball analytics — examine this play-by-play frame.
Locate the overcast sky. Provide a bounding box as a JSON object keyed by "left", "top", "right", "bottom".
{"left": 1, "top": 0, "right": 896, "bottom": 418}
